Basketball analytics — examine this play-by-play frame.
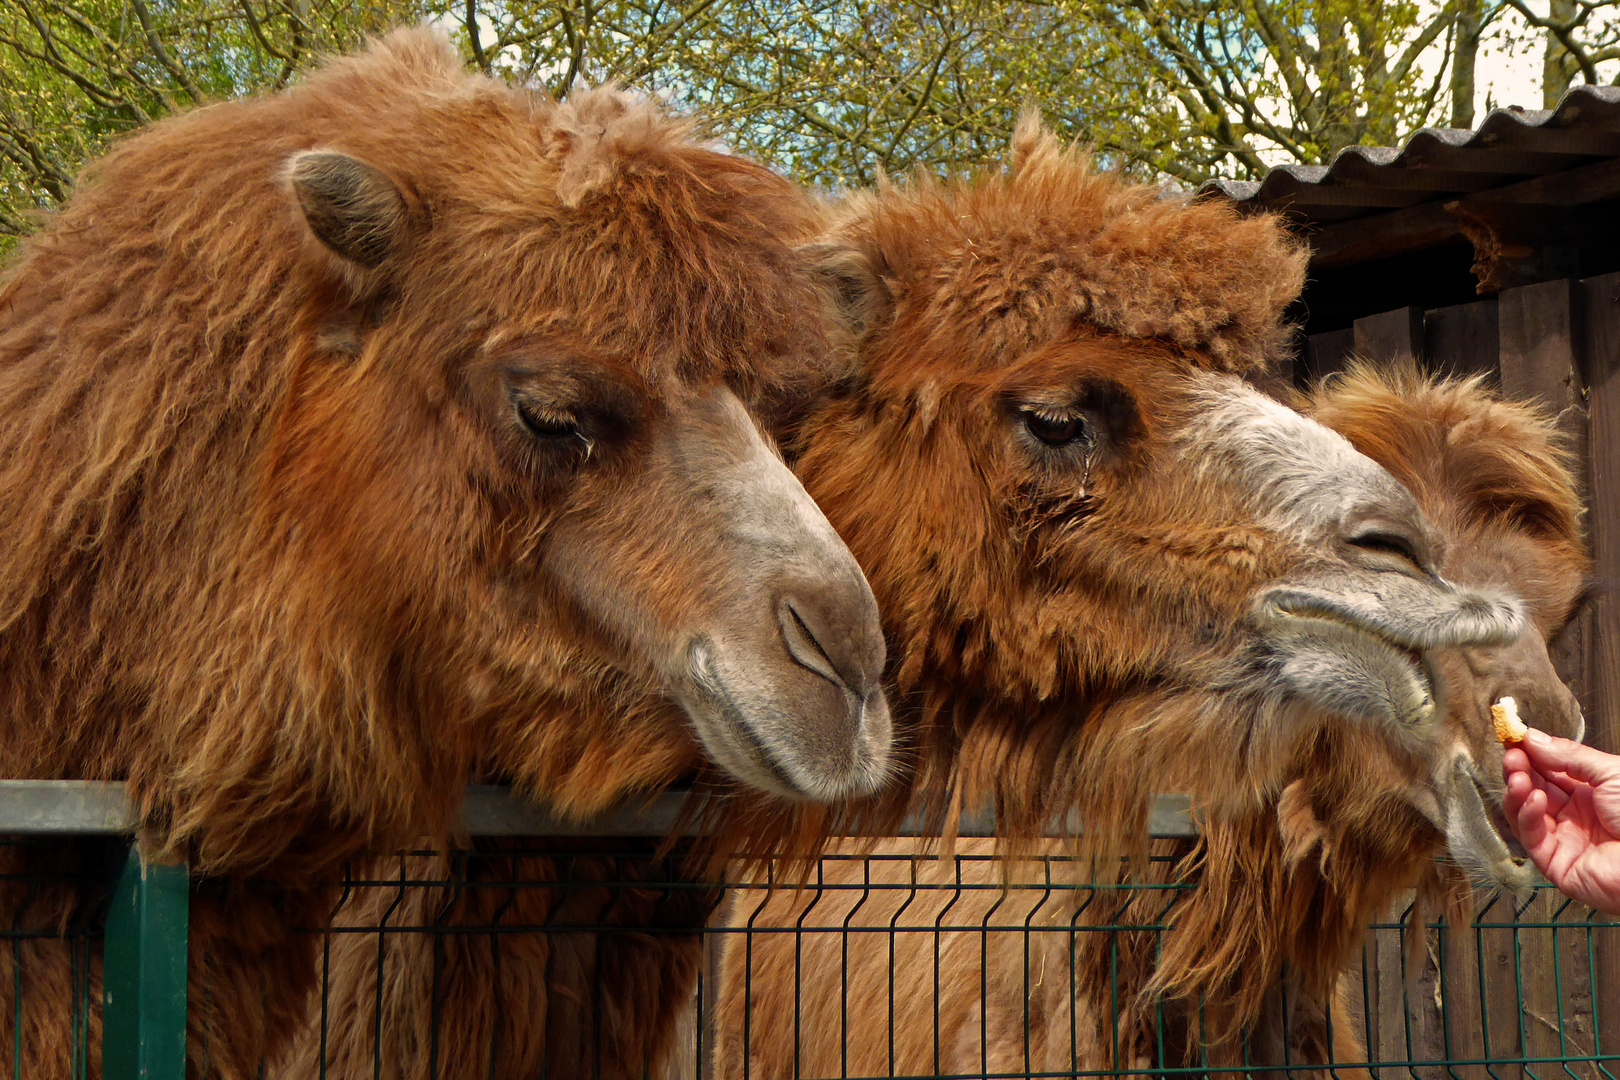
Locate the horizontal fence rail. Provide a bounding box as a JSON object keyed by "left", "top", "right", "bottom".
{"left": 0, "top": 782, "right": 1199, "bottom": 838}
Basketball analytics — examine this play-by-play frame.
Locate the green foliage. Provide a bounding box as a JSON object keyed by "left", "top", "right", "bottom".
{"left": 1077, "top": 0, "right": 1463, "bottom": 182}
{"left": 454, "top": 0, "right": 1126, "bottom": 188}
{"left": 0, "top": 0, "right": 424, "bottom": 248}
{"left": 2, "top": 0, "right": 1617, "bottom": 254}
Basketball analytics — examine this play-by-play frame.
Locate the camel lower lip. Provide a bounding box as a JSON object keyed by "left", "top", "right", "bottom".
{"left": 688, "top": 645, "right": 806, "bottom": 798}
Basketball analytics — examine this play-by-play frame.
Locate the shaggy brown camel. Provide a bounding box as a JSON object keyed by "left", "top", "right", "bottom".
{"left": 711, "top": 366, "right": 1588, "bottom": 1079}
{"left": 292, "top": 119, "right": 1533, "bottom": 1078}
{"left": 0, "top": 29, "right": 894, "bottom": 1078}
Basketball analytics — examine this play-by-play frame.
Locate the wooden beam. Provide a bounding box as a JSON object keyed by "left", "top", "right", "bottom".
{"left": 1308, "top": 154, "right": 1620, "bottom": 271}
{"left": 1309, "top": 201, "right": 1459, "bottom": 270}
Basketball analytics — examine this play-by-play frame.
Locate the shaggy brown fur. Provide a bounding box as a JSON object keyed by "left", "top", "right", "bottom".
{"left": 282, "top": 118, "right": 1325, "bottom": 1080}
{"left": 711, "top": 367, "right": 1589, "bottom": 1078}
{"left": 0, "top": 29, "right": 876, "bottom": 1078}
{"left": 300, "top": 123, "right": 1542, "bottom": 1080}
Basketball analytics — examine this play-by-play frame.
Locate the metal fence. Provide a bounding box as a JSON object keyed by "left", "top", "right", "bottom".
{"left": 5, "top": 783, "right": 1614, "bottom": 1080}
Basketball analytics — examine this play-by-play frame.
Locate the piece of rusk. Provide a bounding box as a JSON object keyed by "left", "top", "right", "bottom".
{"left": 1492, "top": 696, "right": 1527, "bottom": 745}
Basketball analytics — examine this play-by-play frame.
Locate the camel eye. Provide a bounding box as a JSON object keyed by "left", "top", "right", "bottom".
{"left": 512, "top": 395, "right": 580, "bottom": 441}
{"left": 1022, "top": 408, "right": 1088, "bottom": 447}
{"left": 1348, "top": 530, "right": 1424, "bottom": 571}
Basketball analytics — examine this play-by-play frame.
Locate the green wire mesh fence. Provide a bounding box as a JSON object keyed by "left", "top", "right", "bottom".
{"left": 0, "top": 785, "right": 1614, "bottom": 1080}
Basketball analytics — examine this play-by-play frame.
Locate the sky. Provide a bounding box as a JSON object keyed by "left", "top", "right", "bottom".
{"left": 1461, "top": 1, "right": 1620, "bottom": 118}
{"left": 1473, "top": 6, "right": 1549, "bottom": 115}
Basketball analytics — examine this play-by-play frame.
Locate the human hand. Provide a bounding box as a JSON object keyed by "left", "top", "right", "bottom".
{"left": 1502, "top": 729, "right": 1620, "bottom": 915}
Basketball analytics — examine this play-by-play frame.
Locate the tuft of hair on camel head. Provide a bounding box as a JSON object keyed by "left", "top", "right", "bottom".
{"left": 0, "top": 23, "right": 897, "bottom": 885}
{"left": 783, "top": 110, "right": 1528, "bottom": 829}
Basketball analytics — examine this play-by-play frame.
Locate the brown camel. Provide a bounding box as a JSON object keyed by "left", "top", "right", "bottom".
{"left": 711, "top": 365, "right": 1588, "bottom": 1079}
{"left": 291, "top": 118, "right": 1531, "bottom": 1078}
{"left": 0, "top": 29, "right": 894, "bottom": 1078}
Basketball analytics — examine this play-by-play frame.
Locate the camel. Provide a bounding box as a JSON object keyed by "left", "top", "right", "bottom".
{"left": 710, "top": 365, "right": 1589, "bottom": 1079}
{"left": 0, "top": 29, "right": 896, "bottom": 1078}
{"left": 289, "top": 119, "right": 1534, "bottom": 1078}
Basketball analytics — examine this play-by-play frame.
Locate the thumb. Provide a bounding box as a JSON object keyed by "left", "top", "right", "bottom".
{"left": 1522, "top": 729, "right": 1620, "bottom": 787}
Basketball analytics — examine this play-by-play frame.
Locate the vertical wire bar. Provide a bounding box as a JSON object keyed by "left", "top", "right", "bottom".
{"left": 1069, "top": 886, "right": 1097, "bottom": 1076}
{"left": 69, "top": 933, "right": 82, "bottom": 1080}
{"left": 1548, "top": 898, "right": 1579, "bottom": 1080}
{"left": 1282, "top": 965, "right": 1295, "bottom": 1078}
{"left": 1068, "top": 891, "right": 1079, "bottom": 1075}
{"left": 932, "top": 855, "right": 964, "bottom": 1076}
{"left": 487, "top": 851, "right": 521, "bottom": 1080}
{"left": 11, "top": 933, "right": 21, "bottom": 1080}
{"left": 793, "top": 857, "right": 828, "bottom": 1080}
{"left": 742, "top": 857, "right": 773, "bottom": 1080}
{"left": 593, "top": 855, "right": 612, "bottom": 1080}
{"left": 1587, "top": 911, "right": 1615, "bottom": 1080}
{"left": 1437, "top": 908, "right": 1461, "bottom": 1080}
{"left": 1515, "top": 893, "right": 1536, "bottom": 1080}
{"left": 372, "top": 853, "right": 408, "bottom": 1080}
{"left": 1479, "top": 892, "right": 1505, "bottom": 1080}
{"left": 693, "top": 944, "right": 704, "bottom": 1080}
{"left": 1365, "top": 933, "right": 1381, "bottom": 1080}
{"left": 1023, "top": 856, "right": 1053, "bottom": 1076}
{"left": 428, "top": 851, "right": 454, "bottom": 1080}
{"left": 1326, "top": 957, "right": 1340, "bottom": 1080}
{"left": 320, "top": 863, "right": 356, "bottom": 1080}
{"left": 1399, "top": 898, "right": 1421, "bottom": 1080}
{"left": 1110, "top": 903, "right": 1121, "bottom": 1078}
{"left": 888, "top": 854, "right": 919, "bottom": 1079}
{"left": 1153, "top": 884, "right": 1170, "bottom": 1076}
{"left": 980, "top": 856, "right": 1006, "bottom": 1080}
{"left": 839, "top": 853, "right": 871, "bottom": 1079}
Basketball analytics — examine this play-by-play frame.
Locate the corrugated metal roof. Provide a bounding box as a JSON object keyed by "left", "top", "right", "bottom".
{"left": 1198, "top": 84, "right": 1620, "bottom": 227}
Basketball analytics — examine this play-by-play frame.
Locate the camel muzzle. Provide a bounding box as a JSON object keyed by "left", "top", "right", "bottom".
{"left": 1250, "top": 571, "right": 1525, "bottom": 731}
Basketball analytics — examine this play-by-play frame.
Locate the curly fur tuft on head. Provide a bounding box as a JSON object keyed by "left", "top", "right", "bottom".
{"left": 822, "top": 110, "right": 1308, "bottom": 376}
{"left": 1298, "top": 363, "right": 1585, "bottom": 560}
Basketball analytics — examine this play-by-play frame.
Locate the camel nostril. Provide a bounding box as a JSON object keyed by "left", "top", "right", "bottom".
{"left": 777, "top": 597, "right": 863, "bottom": 694}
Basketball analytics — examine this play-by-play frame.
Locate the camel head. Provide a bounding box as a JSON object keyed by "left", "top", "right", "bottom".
{"left": 273, "top": 38, "right": 891, "bottom": 806}
{"left": 791, "top": 115, "right": 1522, "bottom": 818}
{"left": 1297, "top": 365, "right": 1588, "bottom": 893}
{"left": 0, "top": 30, "right": 891, "bottom": 876}
{"left": 1137, "top": 368, "right": 1593, "bottom": 1058}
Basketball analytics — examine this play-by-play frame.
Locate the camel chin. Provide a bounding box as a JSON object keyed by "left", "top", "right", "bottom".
{"left": 1439, "top": 752, "right": 1537, "bottom": 895}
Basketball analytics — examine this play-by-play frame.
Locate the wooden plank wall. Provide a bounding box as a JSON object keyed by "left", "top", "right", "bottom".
{"left": 1303, "top": 277, "right": 1620, "bottom": 1078}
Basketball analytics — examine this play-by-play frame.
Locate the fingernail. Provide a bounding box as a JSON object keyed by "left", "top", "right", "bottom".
{"left": 1523, "top": 727, "right": 1547, "bottom": 747}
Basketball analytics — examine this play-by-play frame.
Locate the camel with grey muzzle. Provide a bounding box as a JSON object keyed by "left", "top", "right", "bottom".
{"left": 707, "top": 369, "right": 1586, "bottom": 1080}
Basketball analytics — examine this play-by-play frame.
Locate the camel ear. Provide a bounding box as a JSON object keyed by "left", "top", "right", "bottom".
{"left": 801, "top": 240, "right": 893, "bottom": 350}
{"left": 287, "top": 151, "right": 407, "bottom": 271}
{"left": 1276, "top": 779, "right": 1328, "bottom": 870}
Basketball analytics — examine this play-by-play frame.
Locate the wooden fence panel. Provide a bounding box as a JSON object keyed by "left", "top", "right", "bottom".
{"left": 1304, "top": 278, "right": 1618, "bottom": 1075}
{"left": 1500, "top": 279, "right": 1594, "bottom": 715}
{"left": 1305, "top": 327, "right": 1356, "bottom": 382}
{"left": 1354, "top": 307, "right": 1425, "bottom": 366}
{"left": 1425, "top": 297, "right": 1500, "bottom": 378}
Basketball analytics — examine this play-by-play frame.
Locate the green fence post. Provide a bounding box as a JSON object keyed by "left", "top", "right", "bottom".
{"left": 101, "top": 845, "right": 188, "bottom": 1080}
